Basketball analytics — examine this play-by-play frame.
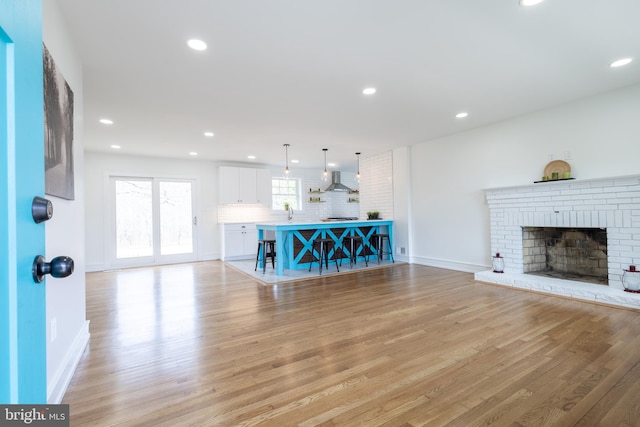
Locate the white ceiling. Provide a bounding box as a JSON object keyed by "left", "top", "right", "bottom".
{"left": 55, "top": 0, "right": 640, "bottom": 172}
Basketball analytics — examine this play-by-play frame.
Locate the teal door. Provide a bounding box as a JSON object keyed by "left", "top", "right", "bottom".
{"left": 0, "top": 0, "right": 47, "bottom": 403}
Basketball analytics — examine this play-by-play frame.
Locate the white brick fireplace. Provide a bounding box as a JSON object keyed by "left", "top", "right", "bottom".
{"left": 475, "top": 175, "right": 640, "bottom": 309}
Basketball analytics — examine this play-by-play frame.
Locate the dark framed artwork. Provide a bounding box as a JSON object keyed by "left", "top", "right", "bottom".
{"left": 43, "top": 43, "right": 75, "bottom": 200}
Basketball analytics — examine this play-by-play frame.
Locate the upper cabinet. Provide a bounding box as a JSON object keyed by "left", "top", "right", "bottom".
{"left": 256, "top": 168, "right": 272, "bottom": 208}
{"left": 219, "top": 166, "right": 272, "bottom": 206}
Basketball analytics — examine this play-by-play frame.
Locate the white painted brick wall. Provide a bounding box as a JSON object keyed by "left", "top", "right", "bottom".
{"left": 485, "top": 175, "right": 640, "bottom": 290}
{"left": 360, "top": 151, "right": 394, "bottom": 219}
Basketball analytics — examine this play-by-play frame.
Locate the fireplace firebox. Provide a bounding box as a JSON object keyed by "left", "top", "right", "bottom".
{"left": 522, "top": 227, "right": 607, "bottom": 285}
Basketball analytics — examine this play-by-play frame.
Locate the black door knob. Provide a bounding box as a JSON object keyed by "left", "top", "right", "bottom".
{"left": 32, "top": 255, "right": 74, "bottom": 283}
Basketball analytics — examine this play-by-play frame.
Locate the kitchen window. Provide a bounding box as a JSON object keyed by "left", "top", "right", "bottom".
{"left": 272, "top": 177, "right": 300, "bottom": 210}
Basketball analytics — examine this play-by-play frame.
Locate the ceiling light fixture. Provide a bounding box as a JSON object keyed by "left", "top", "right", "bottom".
{"left": 204, "top": 131, "right": 214, "bottom": 137}
{"left": 291, "top": 159, "right": 299, "bottom": 164}
{"left": 283, "top": 144, "right": 291, "bottom": 178}
{"left": 362, "top": 87, "right": 376, "bottom": 95}
{"left": 248, "top": 155, "right": 256, "bottom": 159}
{"left": 99, "top": 118, "right": 113, "bottom": 125}
{"left": 520, "top": 0, "right": 544, "bottom": 6}
{"left": 610, "top": 58, "right": 633, "bottom": 68}
{"left": 321, "top": 148, "right": 329, "bottom": 182}
{"left": 189, "top": 152, "right": 198, "bottom": 156}
{"left": 456, "top": 112, "right": 469, "bottom": 118}
{"left": 187, "top": 39, "right": 207, "bottom": 51}
{"left": 110, "top": 145, "right": 120, "bottom": 149}
{"left": 356, "top": 152, "right": 361, "bottom": 182}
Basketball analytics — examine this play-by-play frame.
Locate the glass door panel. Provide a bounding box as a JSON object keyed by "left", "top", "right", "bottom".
{"left": 115, "top": 179, "right": 153, "bottom": 259}
{"left": 159, "top": 181, "right": 193, "bottom": 256}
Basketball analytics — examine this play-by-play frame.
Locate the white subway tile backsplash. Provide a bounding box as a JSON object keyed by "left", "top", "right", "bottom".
{"left": 359, "top": 151, "right": 393, "bottom": 220}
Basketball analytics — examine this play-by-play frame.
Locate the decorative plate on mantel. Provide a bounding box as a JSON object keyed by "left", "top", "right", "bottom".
{"left": 544, "top": 160, "right": 571, "bottom": 178}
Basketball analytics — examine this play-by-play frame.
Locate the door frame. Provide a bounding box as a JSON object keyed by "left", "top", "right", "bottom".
{"left": 105, "top": 174, "right": 200, "bottom": 269}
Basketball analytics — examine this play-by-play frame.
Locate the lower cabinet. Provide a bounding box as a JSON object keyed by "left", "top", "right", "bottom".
{"left": 222, "top": 223, "right": 258, "bottom": 260}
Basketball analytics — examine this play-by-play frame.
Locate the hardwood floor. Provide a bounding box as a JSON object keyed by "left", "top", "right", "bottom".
{"left": 63, "top": 262, "right": 640, "bottom": 426}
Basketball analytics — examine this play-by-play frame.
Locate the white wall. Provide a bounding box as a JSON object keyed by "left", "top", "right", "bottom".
{"left": 84, "top": 152, "right": 219, "bottom": 271}
{"left": 43, "top": 0, "right": 89, "bottom": 403}
{"left": 409, "top": 84, "right": 640, "bottom": 273}
{"left": 392, "top": 147, "right": 411, "bottom": 262}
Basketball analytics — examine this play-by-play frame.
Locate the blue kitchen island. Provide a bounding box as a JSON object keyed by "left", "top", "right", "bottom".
{"left": 255, "top": 219, "right": 393, "bottom": 276}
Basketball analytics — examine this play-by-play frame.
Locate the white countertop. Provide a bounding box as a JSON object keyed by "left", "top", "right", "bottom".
{"left": 255, "top": 219, "right": 392, "bottom": 227}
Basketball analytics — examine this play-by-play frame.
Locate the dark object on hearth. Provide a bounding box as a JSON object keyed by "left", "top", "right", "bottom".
{"left": 492, "top": 253, "right": 505, "bottom": 273}
{"left": 623, "top": 265, "right": 640, "bottom": 293}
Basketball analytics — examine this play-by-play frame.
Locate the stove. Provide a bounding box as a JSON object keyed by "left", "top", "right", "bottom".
{"left": 326, "top": 217, "right": 359, "bottom": 221}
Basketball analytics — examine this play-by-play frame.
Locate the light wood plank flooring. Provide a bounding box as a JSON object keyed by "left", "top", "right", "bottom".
{"left": 64, "top": 262, "right": 640, "bottom": 426}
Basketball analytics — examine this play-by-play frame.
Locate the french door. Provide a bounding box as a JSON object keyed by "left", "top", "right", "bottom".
{"left": 110, "top": 177, "right": 197, "bottom": 268}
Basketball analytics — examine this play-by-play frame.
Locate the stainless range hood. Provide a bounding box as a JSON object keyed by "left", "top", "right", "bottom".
{"left": 325, "top": 171, "right": 353, "bottom": 192}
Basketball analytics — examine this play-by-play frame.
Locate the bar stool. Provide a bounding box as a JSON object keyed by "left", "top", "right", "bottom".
{"left": 255, "top": 239, "right": 276, "bottom": 273}
{"left": 371, "top": 233, "right": 394, "bottom": 264}
{"left": 342, "top": 235, "right": 368, "bottom": 268}
{"left": 309, "top": 238, "right": 340, "bottom": 275}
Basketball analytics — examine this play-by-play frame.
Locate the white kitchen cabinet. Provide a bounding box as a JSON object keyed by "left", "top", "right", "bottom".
{"left": 238, "top": 168, "right": 258, "bottom": 203}
{"left": 221, "top": 223, "right": 258, "bottom": 260}
{"left": 256, "top": 168, "right": 272, "bottom": 208}
{"left": 219, "top": 166, "right": 271, "bottom": 206}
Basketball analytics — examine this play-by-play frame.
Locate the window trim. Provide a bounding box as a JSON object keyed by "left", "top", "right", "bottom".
{"left": 271, "top": 176, "right": 302, "bottom": 211}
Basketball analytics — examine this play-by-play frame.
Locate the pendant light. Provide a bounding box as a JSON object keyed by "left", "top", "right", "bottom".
{"left": 355, "top": 152, "right": 361, "bottom": 182}
{"left": 321, "top": 148, "right": 329, "bottom": 182}
{"left": 283, "top": 144, "right": 291, "bottom": 178}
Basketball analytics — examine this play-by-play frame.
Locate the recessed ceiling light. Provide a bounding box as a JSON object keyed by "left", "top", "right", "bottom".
{"left": 362, "top": 87, "right": 376, "bottom": 95}
{"left": 204, "top": 131, "right": 214, "bottom": 137}
{"left": 610, "top": 58, "right": 633, "bottom": 68}
{"left": 110, "top": 145, "right": 120, "bottom": 149}
{"left": 189, "top": 152, "right": 198, "bottom": 156}
{"left": 456, "top": 112, "right": 469, "bottom": 118}
{"left": 247, "top": 155, "right": 256, "bottom": 159}
{"left": 328, "top": 162, "right": 336, "bottom": 167}
{"left": 99, "top": 118, "right": 114, "bottom": 125}
{"left": 520, "top": 0, "right": 544, "bottom": 6}
{"left": 291, "top": 159, "right": 299, "bottom": 164}
{"left": 187, "top": 39, "right": 207, "bottom": 51}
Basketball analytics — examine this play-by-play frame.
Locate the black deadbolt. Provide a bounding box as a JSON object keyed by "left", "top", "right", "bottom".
{"left": 32, "top": 196, "right": 53, "bottom": 223}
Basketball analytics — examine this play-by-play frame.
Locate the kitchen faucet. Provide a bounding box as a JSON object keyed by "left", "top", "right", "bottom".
{"left": 288, "top": 206, "right": 294, "bottom": 221}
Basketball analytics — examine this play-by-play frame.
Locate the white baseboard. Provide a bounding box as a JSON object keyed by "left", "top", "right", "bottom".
{"left": 48, "top": 320, "right": 90, "bottom": 404}
{"left": 85, "top": 263, "right": 104, "bottom": 272}
{"left": 87, "top": 254, "right": 220, "bottom": 273}
{"left": 411, "top": 256, "right": 488, "bottom": 274}
{"left": 200, "top": 252, "right": 219, "bottom": 261}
